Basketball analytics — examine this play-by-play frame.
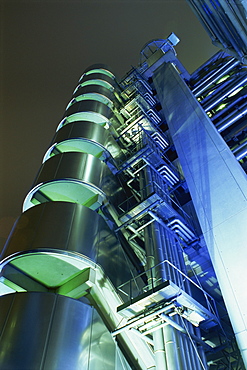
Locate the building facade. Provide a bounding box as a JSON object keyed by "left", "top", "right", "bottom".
{"left": 186, "top": 0, "right": 247, "bottom": 64}
{"left": 0, "top": 36, "right": 247, "bottom": 369}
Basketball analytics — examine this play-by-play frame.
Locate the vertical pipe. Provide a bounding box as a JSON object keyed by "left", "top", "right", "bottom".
{"left": 172, "top": 239, "right": 185, "bottom": 288}
{"left": 140, "top": 153, "right": 200, "bottom": 369}
{"left": 185, "top": 322, "right": 204, "bottom": 370}
{"left": 187, "top": 336, "right": 198, "bottom": 370}
{"left": 195, "top": 327, "right": 208, "bottom": 370}
{"left": 174, "top": 328, "right": 188, "bottom": 370}
{"left": 140, "top": 165, "right": 164, "bottom": 284}
{"left": 181, "top": 332, "right": 193, "bottom": 370}
{"left": 163, "top": 325, "right": 180, "bottom": 370}
{"left": 144, "top": 222, "right": 157, "bottom": 288}
{"left": 156, "top": 221, "right": 170, "bottom": 280}
{"left": 153, "top": 328, "right": 167, "bottom": 370}
{"left": 169, "top": 234, "right": 180, "bottom": 285}
{"left": 140, "top": 165, "right": 174, "bottom": 368}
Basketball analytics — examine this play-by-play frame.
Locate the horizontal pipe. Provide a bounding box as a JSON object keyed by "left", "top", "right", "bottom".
{"left": 211, "top": 94, "right": 247, "bottom": 121}
{"left": 203, "top": 75, "right": 247, "bottom": 112}
{"left": 192, "top": 57, "right": 235, "bottom": 90}
{"left": 192, "top": 59, "right": 239, "bottom": 97}
{"left": 216, "top": 105, "right": 247, "bottom": 133}
{"left": 233, "top": 141, "right": 247, "bottom": 161}
{"left": 167, "top": 219, "right": 195, "bottom": 238}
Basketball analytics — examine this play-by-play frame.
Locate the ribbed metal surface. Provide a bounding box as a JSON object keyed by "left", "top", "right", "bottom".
{"left": 0, "top": 292, "right": 129, "bottom": 370}
{"left": 54, "top": 121, "right": 110, "bottom": 147}
{"left": 83, "top": 63, "right": 115, "bottom": 75}
{"left": 22, "top": 152, "right": 113, "bottom": 211}
{"left": 34, "top": 152, "right": 108, "bottom": 187}
{"left": 73, "top": 84, "right": 114, "bottom": 100}
{"left": 80, "top": 72, "right": 115, "bottom": 87}
{"left": 65, "top": 100, "right": 111, "bottom": 120}
{"left": 1, "top": 202, "right": 133, "bottom": 288}
{"left": 49, "top": 121, "right": 122, "bottom": 160}
{"left": 31, "top": 152, "right": 122, "bottom": 205}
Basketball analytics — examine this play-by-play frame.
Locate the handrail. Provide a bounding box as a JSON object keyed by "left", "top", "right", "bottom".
{"left": 117, "top": 259, "right": 218, "bottom": 317}
{"left": 118, "top": 179, "right": 192, "bottom": 226}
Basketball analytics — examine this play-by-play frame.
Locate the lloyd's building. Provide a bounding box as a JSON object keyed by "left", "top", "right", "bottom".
{"left": 1, "top": 9, "right": 247, "bottom": 370}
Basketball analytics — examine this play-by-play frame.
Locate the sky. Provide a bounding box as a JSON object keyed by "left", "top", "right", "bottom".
{"left": 0, "top": 0, "right": 218, "bottom": 249}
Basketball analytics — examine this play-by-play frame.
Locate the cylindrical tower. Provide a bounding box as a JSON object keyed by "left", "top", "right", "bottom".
{"left": 0, "top": 65, "right": 155, "bottom": 370}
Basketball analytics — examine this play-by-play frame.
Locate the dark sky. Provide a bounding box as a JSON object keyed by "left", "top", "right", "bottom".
{"left": 0, "top": 0, "right": 218, "bottom": 248}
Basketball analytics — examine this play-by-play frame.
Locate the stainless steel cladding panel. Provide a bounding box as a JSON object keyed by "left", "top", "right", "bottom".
{"left": 53, "top": 121, "right": 110, "bottom": 146}
{"left": 33, "top": 152, "right": 108, "bottom": 188}
{"left": 65, "top": 100, "right": 111, "bottom": 120}
{"left": 33, "top": 152, "right": 124, "bottom": 206}
{"left": 80, "top": 73, "right": 115, "bottom": 87}
{"left": 73, "top": 85, "right": 114, "bottom": 100}
{"left": 1, "top": 202, "right": 133, "bottom": 287}
{"left": 0, "top": 292, "right": 128, "bottom": 370}
{"left": 1, "top": 203, "right": 101, "bottom": 259}
{"left": 51, "top": 121, "right": 121, "bottom": 159}
{"left": 0, "top": 292, "right": 91, "bottom": 369}
{"left": 83, "top": 64, "right": 114, "bottom": 74}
